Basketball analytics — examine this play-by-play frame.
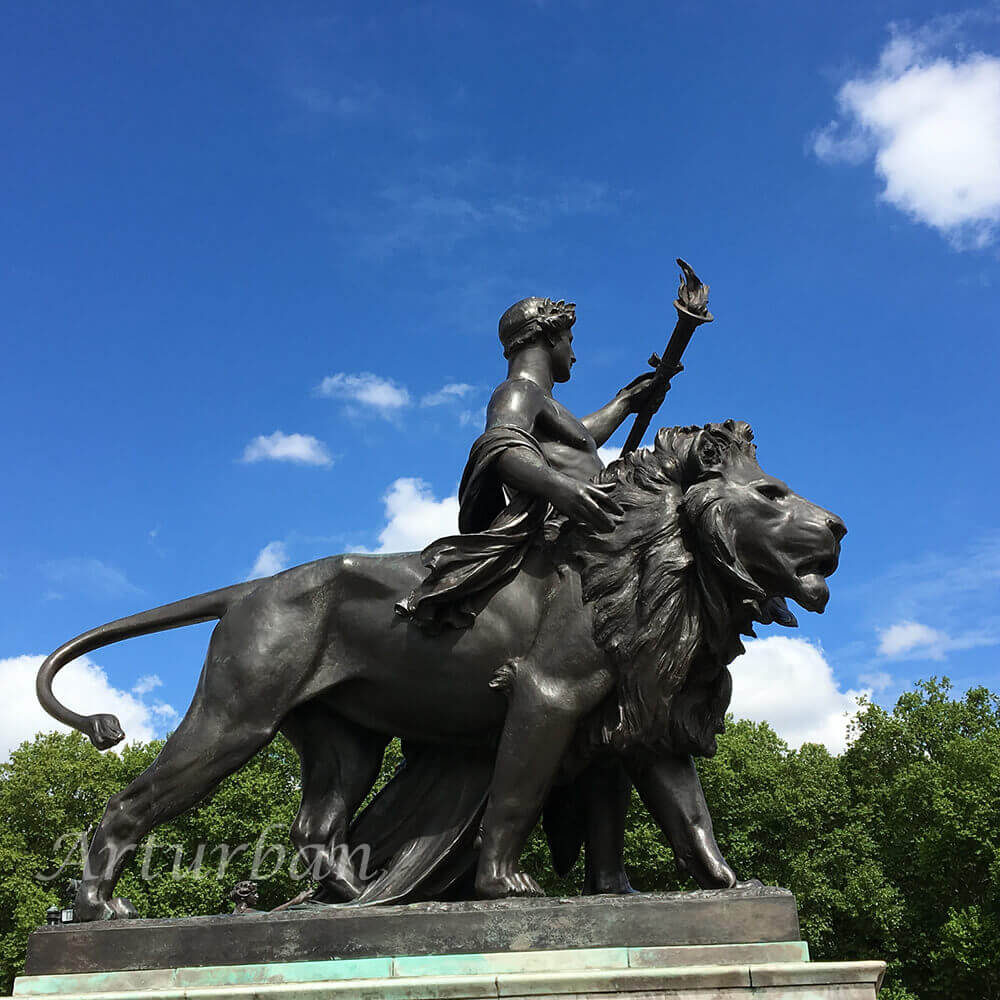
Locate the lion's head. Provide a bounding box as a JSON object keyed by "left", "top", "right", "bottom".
{"left": 570, "top": 420, "right": 845, "bottom": 757}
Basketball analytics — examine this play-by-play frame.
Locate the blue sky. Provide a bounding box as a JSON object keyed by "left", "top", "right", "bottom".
{"left": 2, "top": 1, "right": 999, "bottom": 756}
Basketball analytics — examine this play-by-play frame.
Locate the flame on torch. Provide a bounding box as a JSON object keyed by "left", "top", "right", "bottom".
{"left": 675, "top": 257, "right": 712, "bottom": 321}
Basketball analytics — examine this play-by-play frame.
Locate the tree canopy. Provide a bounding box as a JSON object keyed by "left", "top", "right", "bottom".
{"left": 2, "top": 679, "right": 997, "bottom": 1000}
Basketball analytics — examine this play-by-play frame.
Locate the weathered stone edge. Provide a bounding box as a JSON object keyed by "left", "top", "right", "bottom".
{"left": 14, "top": 955, "right": 888, "bottom": 1000}
{"left": 15, "top": 962, "right": 885, "bottom": 1000}
{"left": 750, "top": 960, "right": 887, "bottom": 991}
{"left": 14, "top": 942, "right": 811, "bottom": 996}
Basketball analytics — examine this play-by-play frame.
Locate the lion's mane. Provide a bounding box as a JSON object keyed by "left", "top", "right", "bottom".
{"left": 569, "top": 420, "right": 766, "bottom": 757}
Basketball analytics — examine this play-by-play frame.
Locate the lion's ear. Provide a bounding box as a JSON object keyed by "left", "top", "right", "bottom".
{"left": 691, "top": 431, "right": 726, "bottom": 476}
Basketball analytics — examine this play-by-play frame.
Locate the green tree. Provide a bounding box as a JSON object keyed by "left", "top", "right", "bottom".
{"left": 0, "top": 732, "right": 305, "bottom": 993}
{"left": 2, "top": 680, "right": 998, "bottom": 1000}
{"left": 839, "top": 680, "right": 1000, "bottom": 999}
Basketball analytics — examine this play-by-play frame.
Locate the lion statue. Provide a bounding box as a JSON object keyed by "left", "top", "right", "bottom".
{"left": 37, "top": 420, "right": 844, "bottom": 920}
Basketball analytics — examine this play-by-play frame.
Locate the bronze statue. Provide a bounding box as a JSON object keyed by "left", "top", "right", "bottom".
{"left": 229, "top": 881, "right": 259, "bottom": 915}
{"left": 397, "top": 259, "right": 710, "bottom": 633}
{"left": 392, "top": 267, "right": 706, "bottom": 896}
{"left": 35, "top": 266, "right": 846, "bottom": 921}
{"left": 396, "top": 294, "right": 664, "bottom": 631}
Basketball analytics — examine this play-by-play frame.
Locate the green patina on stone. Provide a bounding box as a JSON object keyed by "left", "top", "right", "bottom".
{"left": 393, "top": 946, "right": 629, "bottom": 979}
{"left": 14, "top": 941, "right": 818, "bottom": 999}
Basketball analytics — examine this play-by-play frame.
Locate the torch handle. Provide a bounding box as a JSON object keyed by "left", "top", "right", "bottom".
{"left": 620, "top": 308, "right": 701, "bottom": 456}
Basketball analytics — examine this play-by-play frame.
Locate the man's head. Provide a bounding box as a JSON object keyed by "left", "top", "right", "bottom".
{"left": 498, "top": 297, "right": 577, "bottom": 381}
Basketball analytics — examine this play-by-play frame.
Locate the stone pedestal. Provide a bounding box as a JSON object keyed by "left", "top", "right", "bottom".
{"left": 15, "top": 888, "right": 884, "bottom": 999}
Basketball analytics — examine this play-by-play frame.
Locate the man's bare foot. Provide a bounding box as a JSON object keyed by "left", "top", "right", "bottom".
{"left": 475, "top": 870, "right": 544, "bottom": 898}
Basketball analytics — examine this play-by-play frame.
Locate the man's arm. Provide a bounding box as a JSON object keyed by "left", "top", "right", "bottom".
{"left": 487, "top": 380, "right": 623, "bottom": 532}
{"left": 581, "top": 395, "right": 633, "bottom": 448}
{"left": 582, "top": 367, "right": 681, "bottom": 446}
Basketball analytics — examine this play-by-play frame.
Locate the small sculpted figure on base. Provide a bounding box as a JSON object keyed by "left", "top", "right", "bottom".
{"left": 35, "top": 262, "right": 845, "bottom": 921}
{"left": 229, "top": 881, "right": 259, "bottom": 915}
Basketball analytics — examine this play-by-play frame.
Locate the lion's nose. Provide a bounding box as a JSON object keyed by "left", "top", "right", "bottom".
{"left": 827, "top": 516, "right": 847, "bottom": 541}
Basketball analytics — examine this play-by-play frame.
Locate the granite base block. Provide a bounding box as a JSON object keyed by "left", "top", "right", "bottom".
{"left": 23, "top": 888, "right": 801, "bottom": 976}
{"left": 14, "top": 946, "right": 885, "bottom": 1000}
{"left": 15, "top": 891, "right": 884, "bottom": 999}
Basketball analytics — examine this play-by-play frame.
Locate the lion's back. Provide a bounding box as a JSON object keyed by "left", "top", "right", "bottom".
{"left": 251, "top": 550, "right": 424, "bottom": 606}
{"left": 214, "top": 550, "right": 424, "bottom": 672}
{"left": 215, "top": 548, "right": 569, "bottom": 741}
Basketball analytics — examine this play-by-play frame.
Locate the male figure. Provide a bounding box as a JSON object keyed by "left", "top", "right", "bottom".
{"left": 398, "top": 295, "right": 675, "bottom": 894}
{"left": 398, "top": 296, "right": 673, "bottom": 629}
{"left": 486, "top": 296, "right": 647, "bottom": 531}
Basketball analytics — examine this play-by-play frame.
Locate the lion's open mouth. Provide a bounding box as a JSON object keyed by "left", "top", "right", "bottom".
{"left": 796, "top": 553, "right": 839, "bottom": 579}
{"left": 790, "top": 552, "right": 839, "bottom": 613}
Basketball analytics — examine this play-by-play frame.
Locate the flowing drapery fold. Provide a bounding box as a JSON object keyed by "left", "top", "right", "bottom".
{"left": 395, "top": 425, "right": 551, "bottom": 630}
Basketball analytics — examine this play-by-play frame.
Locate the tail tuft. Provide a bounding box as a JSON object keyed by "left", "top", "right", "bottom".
{"left": 85, "top": 713, "right": 125, "bottom": 750}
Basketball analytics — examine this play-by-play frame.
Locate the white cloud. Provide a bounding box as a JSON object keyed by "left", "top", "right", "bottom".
{"left": 249, "top": 541, "right": 289, "bottom": 580}
{"left": 375, "top": 478, "right": 459, "bottom": 553}
{"left": 877, "top": 619, "right": 998, "bottom": 660}
{"left": 813, "top": 27, "right": 1000, "bottom": 247}
{"left": 316, "top": 372, "right": 411, "bottom": 415}
{"left": 131, "top": 674, "right": 162, "bottom": 696}
{"left": 858, "top": 669, "right": 895, "bottom": 693}
{"left": 43, "top": 558, "right": 138, "bottom": 598}
{"left": 729, "top": 636, "right": 868, "bottom": 753}
{"left": 0, "top": 654, "right": 177, "bottom": 761}
{"left": 241, "top": 431, "right": 333, "bottom": 467}
{"left": 598, "top": 443, "right": 658, "bottom": 465}
{"left": 421, "top": 383, "right": 476, "bottom": 407}
{"left": 460, "top": 407, "right": 487, "bottom": 429}
{"left": 878, "top": 620, "right": 944, "bottom": 657}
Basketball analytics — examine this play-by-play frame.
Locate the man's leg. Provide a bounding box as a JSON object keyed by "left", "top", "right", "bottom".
{"left": 476, "top": 672, "right": 584, "bottom": 898}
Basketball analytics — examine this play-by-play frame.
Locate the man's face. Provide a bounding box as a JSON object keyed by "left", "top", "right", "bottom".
{"left": 550, "top": 326, "right": 576, "bottom": 383}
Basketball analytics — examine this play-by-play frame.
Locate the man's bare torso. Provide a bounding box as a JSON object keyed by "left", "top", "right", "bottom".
{"left": 488, "top": 377, "right": 603, "bottom": 484}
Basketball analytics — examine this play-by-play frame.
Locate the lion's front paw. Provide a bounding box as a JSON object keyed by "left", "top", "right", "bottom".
{"left": 73, "top": 886, "right": 138, "bottom": 922}
{"left": 475, "top": 870, "right": 544, "bottom": 899}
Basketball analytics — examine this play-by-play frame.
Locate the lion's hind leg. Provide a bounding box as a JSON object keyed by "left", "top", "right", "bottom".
{"left": 283, "top": 706, "right": 387, "bottom": 902}
{"left": 73, "top": 667, "right": 289, "bottom": 920}
{"left": 75, "top": 711, "right": 280, "bottom": 920}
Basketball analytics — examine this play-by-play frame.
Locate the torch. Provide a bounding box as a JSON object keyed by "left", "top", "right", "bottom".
{"left": 620, "top": 258, "right": 714, "bottom": 456}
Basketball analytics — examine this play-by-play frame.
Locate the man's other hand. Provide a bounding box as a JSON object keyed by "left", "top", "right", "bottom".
{"left": 617, "top": 364, "right": 683, "bottom": 414}
{"left": 550, "top": 478, "right": 623, "bottom": 533}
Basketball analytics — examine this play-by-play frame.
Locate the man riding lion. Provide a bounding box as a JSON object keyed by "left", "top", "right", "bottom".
{"left": 36, "top": 295, "right": 845, "bottom": 919}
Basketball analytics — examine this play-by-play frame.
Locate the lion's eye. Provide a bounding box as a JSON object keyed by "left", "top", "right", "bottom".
{"left": 757, "top": 483, "right": 786, "bottom": 501}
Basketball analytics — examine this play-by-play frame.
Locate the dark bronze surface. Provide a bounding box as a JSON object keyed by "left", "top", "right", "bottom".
{"left": 24, "top": 888, "right": 800, "bottom": 975}
{"left": 34, "top": 275, "right": 845, "bottom": 923}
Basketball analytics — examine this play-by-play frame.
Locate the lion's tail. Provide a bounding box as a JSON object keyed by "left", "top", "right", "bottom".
{"left": 36, "top": 581, "right": 257, "bottom": 749}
